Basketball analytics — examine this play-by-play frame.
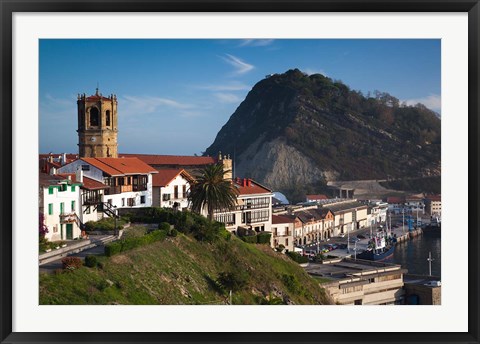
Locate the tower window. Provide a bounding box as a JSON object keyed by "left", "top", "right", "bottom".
{"left": 90, "top": 107, "right": 99, "bottom": 127}
{"left": 106, "top": 110, "right": 111, "bottom": 126}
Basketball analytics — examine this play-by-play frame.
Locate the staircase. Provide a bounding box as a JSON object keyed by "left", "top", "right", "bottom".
{"left": 101, "top": 202, "right": 120, "bottom": 218}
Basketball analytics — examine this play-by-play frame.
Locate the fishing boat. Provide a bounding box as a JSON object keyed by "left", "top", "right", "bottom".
{"left": 357, "top": 225, "right": 395, "bottom": 261}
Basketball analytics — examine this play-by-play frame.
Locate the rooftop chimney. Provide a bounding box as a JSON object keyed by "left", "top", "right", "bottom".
{"left": 247, "top": 178, "right": 252, "bottom": 187}
{"left": 76, "top": 167, "right": 83, "bottom": 183}
{"left": 243, "top": 178, "right": 247, "bottom": 187}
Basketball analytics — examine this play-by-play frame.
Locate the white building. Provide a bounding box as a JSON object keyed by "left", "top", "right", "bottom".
{"left": 367, "top": 201, "right": 388, "bottom": 225}
{"left": 152, "top": 169, "right": 193, "bottom": 210}
{"left": 214, "top": 178, "right": 273, "bottom": 234}
{"left": 325, "top": 201, "right": 368, "bottom": 237}
{"left": 271, "top": 214, "right": 295, "bottom": 252}
{"left": 57, "top": 157, "right": 157, "bottom": 211}
{"left": 424, "top": 195, "right": 441, "bottom": 217}
{"left": 40, "top": 172, "right": 82, "bottom": 241}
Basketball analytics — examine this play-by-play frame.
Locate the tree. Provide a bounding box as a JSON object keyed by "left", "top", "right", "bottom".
{"left": 188, "top": 163, "right": 239, "bottom": 221}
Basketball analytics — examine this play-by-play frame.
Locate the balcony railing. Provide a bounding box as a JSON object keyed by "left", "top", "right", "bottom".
{"left": 104, "top": 185, "right": 135, "bottom": 195}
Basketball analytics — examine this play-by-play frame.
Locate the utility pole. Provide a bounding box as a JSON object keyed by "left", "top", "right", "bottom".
{"left": 402, "top": 208, "right": 405, "bottom": 235}
{"left": 427, "top": 251, "right": 434, "bottom": 276}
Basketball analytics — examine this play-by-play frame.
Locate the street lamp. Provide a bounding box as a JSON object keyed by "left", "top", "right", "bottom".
{"left": 114, "top": 205, "right": 118, "bottom": 236}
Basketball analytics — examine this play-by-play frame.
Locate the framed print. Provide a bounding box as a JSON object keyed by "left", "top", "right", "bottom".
{"left": 1, "top": 1, "right": 479, "bottom": 343}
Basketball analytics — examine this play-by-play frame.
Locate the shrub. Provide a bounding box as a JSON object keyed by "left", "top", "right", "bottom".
{"left": 276, "top": 244, "right": 286, "bottom": 253}
{"left": 286, "top": 251, "right": 308, "bottom": 264}
{"left": 168, "top": 228, "right": 178, "bottom": 237}
{"left": 241, "top": 235, "right": 257, "bottom": 244}
{"left": 216, "top": 270, "right": 248, "bottom": 292}
{"left": 282, "top": 274, "right": 304, "bottom": 295}
{"left": 256, "top": 232, "right": 272, "bottom": 245}
{"left": 85, "top": 255, "right": 98, "bottom": 268}
{"left": 158, "top": 222, "right": 172, "bottom": 232}
{"left": 61, "top": 257, "right": 82, "bottom": 270}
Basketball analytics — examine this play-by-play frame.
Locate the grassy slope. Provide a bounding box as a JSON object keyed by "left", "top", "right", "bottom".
{"left": 40, "top": 233, "right": 332, "bottom": 305}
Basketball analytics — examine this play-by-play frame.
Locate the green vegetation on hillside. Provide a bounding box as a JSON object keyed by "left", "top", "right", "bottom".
{"left": 40, "top": 208, "right": 331, "bottom": 305}
{"left": 205, "top": 69, "right": 441, "bottom": 194}
{"left": 380, "top": 176, "right": 441, "bottom": 194}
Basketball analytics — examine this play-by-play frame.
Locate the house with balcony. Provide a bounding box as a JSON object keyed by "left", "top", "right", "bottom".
{"left": 57, "top": 157, "right": 157, "bottom": 211}
{"left": 213, "top": 177, "right": 273, "bottom": 234}
{"left": 405, "top": 195, "right": 425, "bottom": 215}
{"left": 152, "top": 169, "right": 194, "bottom": 210}
{"left": 324, "top": 201, "right": 368, "bottom": 237}
{"left": 271, "top": 214, "right": 296, "bottom": 252}
{"left": 366, "top": 201, "right": 388, "bottom": 226}
{"left": 293, "top": 208, "right": 334, "bottom": 246}
{"left": 39, "top": 172, "right": 83, "bottom": 241}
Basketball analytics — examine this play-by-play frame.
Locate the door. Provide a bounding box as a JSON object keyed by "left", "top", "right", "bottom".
{"left": 66, "top": 224, "right": 73, "bottom": 240}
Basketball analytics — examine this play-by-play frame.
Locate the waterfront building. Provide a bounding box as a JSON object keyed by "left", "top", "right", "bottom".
{"left": 305, "top": 194, "right": 328, "bottom": 202}
{"left": 386, "top": 196, "right": 405, "bottom": 215}
{"left": 293, "top": 208, "right": 334, "bottom": 245}
{"left": 305, "top": 258, "right": 406, "bottom": 305}
{"left": 405, "top": 195, "right": 425, "bottom": 215}
{"left": 424, "top": 194, "right": 441, "bottom": 217}
{"left": 323, "top": 201, "right": 368, "bottom": 237}
{"left": 366, "top": 201, "right": 388, "bottom": 225}
{"left": 403, "top": 275, "right": 441, "bottom": 305}
{"left": 152, "top": 169, "right": 193, "bottom": 210}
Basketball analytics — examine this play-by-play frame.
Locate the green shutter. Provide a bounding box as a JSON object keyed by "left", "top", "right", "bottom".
{"left": 71, "top": 200, "right": 75, "bottom": 211}
{"left": 60, "top": 202, "right": 64, "bottom": 214}
{"left": 71, "top": 185, "right": 76, "bottom": 192}
{"left": 48, "top": 203, "right": 53, "bottom": 215}
{"left": 48, "top": 187, "right": 54, "bottom": 195}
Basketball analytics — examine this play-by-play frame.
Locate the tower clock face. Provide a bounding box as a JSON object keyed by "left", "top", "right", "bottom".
{"left": 90, "top": 136, "right": 97, "bottom": 142}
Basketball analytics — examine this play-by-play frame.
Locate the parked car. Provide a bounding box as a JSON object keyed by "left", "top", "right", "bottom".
{"left": 357, "top": 234, "right": 366, "bottom": 239}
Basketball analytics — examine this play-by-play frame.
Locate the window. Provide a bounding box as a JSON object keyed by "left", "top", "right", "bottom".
{"left": 127, "top": 198, "right": 135, "bottom": 207}
{"left": 85, "top": 206, "right": 91, "bottom": 214}
{"left": 106, "top": 110, "right": 111, "bottom": 126}
{"left": 286, "top": 238, "right": 289, "bottom": 246}
{"left": 90, "top": 107, "right": 99, "bottom": 126}
{"left": 48, "top": 187, "right": 54, "bottom": 195}
{"left": 163, "top": 193, "right": 170, "bottom": 201}
{"left": 60, "top": 202, "right": 64, "bottom": 214}
{"left": 182, "top": 185, "right": 187, "bottom": 198}
{"left": 140, "top": 195, "right": 146, "bottom": 204}
{"left": 60, "top": 224, "right": 64, "bottom": 240}
{"left": 71, "top": 185, "right": 76, "bottom": 192}
{"left": 48, "top": 203, "right": 53, "bottom": 215}
{"left": 71, "top": 201, "right": 75, "bottom": 211}
{"left": 122, "top": 198, "right": 125, "bottom": 207}
{"left": 174, "top": 186, "right": 179, "bottom": 199}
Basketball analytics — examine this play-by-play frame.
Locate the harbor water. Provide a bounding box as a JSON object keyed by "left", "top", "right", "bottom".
{"left": 385, "top": 230, "right": 441, "bottom": 277}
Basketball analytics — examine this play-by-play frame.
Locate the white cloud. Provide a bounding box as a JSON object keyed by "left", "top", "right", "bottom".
{"left": 213, "top": 93, "right": 243, "bottom": 104}
{"left": 403, "top": 94, "right": 441, "bottom": 112}
{"left": 222, "top": 54, "right": 254, "bottom": 75}
{"left": 196, "top": 82, "right": 251, "bottom": 92}
{"left": 121, "top": 95, "right": 193, "bottom": 113}
{"left": 238, "top": 39, "right": 274, "bottom": 47}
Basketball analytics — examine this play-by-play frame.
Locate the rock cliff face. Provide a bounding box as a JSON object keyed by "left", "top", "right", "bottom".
{"left": 205, "top": 69, "right": 441, "bottom": 199}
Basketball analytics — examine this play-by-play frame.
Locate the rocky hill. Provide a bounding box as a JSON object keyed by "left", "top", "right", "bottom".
{"left": 205, "top": 69, "right": 441, "bottom": 200}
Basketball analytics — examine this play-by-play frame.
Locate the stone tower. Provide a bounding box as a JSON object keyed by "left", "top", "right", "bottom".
{"left": 77, "top": 88, "right": 118, "bottom": 158}
{"left": 218, "top": 152, "right": 233, "bottom": 180}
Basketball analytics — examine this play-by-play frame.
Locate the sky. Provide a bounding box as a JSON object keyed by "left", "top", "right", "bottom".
{"left": 39, "top": 39, "right": 441, "bottom": 155}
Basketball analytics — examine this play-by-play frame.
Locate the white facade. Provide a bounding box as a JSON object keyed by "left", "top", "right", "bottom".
{"left": 153, "top": 174, "right": 191, "bottom": 210}
{"left": 102, "top": 174, "right": 153, "bottom": 209}
{"left": 42, "top": 180, "right": 82, "bottom": 241}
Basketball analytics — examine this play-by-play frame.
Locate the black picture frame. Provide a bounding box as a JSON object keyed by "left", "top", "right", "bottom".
{"left": 1, "top": 1, "right": 478, "bottom": 343}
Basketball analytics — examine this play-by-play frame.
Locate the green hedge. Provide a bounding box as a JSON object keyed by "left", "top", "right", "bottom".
{"left": 104, "top": 229, "right": 168, "bottom": 257}
{"left": 256, "top": 232, "right": 271, "bottom": 245}
{"left": 286, "top": 251, "right": 309, "bottom": 264}
{"left": 85, "top": 217, "right": 127, "bottom": 232}
{"left": 241, "top": 236, "right": 257, "bottom": 244}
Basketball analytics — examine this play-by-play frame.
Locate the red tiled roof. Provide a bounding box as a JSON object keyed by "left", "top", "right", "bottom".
{"left": 152, "top": 169, "right": 193, "bottom": 187}
{"left": 387, "top": 197, "right": 405, "bottom": 204}
{"left": 306, "top": 194, "right": 328, "bottom": 201}
{"left": 272, "top": 214, "right": 296, "bottom": 224}
{"left": 119, "top": 153, "right": 216, "bottom": 166}
{"left": 234, "top": 178, "right": 272, "bottom": 196}
{"left": 81, "top": 157, "right": 157, "bottom": 176}
{"left": 426, "top": 195, "right": 441, "bottom": 202}
{"left": 39, "top": 172, "right": 65, "bottom": 187}
{"left": 82, "top": 177, "right": 109, "bottom": 190}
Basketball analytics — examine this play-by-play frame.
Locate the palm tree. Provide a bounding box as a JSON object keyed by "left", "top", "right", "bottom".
{"left": 188, "top": 163, "right": 239, "bottom": 221}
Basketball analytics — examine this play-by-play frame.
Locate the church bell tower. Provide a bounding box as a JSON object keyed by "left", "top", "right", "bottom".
{"left": 77, "top": 88, "right": 118, "bottom": 158}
